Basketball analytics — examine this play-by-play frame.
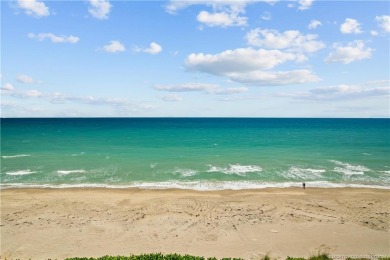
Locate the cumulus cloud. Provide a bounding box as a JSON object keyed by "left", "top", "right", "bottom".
{"left": 134, "top": 42, "right": 162, "bottom": 54}
{"left": 298, "top": 0, "right": 314, "bottom": 10}
{"left": 185, "top": 47, "right": 320, "bottom": 86}
{"left": 325, "top": 40, "right": 373, "bottom": 64}
{"left": 280, "top": 83, "right": 390, "bottom": 101}
{"left": 88, "top": 0, "right": 112, "bottom": 19}
{"left": 246, "top": 28, "right": 325, "bottom": 53}
{"left": 340, "top": 18, "right": 363, "bottom": 34}
{"left": 17, "top": 0, "right": 50, "bottom": 17}
{"left": 308, "top": 20, "right": 322, "bottom": 29}
{"left": 165, "top": 0, "right": 276, "bottom": 27}
{"left": 376, "top": 15, "right": 390, "bottom": 33}
{"left": 197, "top": 10, "right": 247, "bottom": 27}
{"left": 28, "top": 33, "right": 79, "bottom": 43}
{"left": 103, "top": 40, "right": 126, "bottom": 53}
{"left": 186, "top": 48, "right": 302, "bottom": 73}
{"left": 154, "top": 83, "right": 248, "bottom": 95}
{"left": 16, "top": 74, "right": 41, "bottom": 84}
{"left": 144, "top": 42, "right": 162, "bottom": 54}
{"left": 165, "top": 0, "right": 268, "bottom": 14}
{"left": 1, "top": 83, "right": 14, "bottom": 91}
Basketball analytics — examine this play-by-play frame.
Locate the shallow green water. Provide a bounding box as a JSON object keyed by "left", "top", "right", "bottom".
{"left": 1, "top": 118, "right": 389, "bottom": 189}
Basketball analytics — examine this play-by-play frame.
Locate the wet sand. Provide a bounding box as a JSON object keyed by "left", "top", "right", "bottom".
{"left": 1, "top": 188, "right": 389, "bottom": 259}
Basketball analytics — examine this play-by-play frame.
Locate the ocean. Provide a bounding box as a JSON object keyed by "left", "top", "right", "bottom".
{"left": 1, "top": 118, "right": 389, "bottom": 190}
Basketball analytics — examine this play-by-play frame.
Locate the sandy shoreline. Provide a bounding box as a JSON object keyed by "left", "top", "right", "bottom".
{"left": 1, "top": 188, "right": 389, "bottom": 259}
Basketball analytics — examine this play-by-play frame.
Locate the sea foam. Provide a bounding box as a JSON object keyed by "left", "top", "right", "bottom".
{"left": 207, "top": 164, "right": 262, "bottom": 176}
{"left": 330, "top": 160, "right": 370, "bottom": 175}
{"left": 1, "top": 154, "right": 31, "bottom": 159}
{"left": 57, "top": 170, "right": 86, "bottom": 175}
{"left": 284, "top": 166, "right": 325, "bottom": 180}
{"left": 173, "top": 168, "right": 198, "bottom": 177}
{"left": 6, "top": 170, "right": 35, "bottom": 176}
{"left": 1, "top": 180, "right": 389, "bottom": 190}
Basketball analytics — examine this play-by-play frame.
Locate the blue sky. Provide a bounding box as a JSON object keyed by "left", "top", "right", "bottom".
{"left": 1, "top": 0, "right": 389, "bottom": 117}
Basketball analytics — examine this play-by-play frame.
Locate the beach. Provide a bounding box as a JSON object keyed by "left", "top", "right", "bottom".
{"left": 1, "top": 188, "right": 389, "bottom": 259}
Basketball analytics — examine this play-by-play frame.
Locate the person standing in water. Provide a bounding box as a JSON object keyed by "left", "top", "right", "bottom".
{"left": 302, "top": 182, "right": 306, "bottom": 189}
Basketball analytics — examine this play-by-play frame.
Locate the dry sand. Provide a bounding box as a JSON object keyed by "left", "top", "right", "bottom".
{"left": 1, "top": 188, "right": 389, "bottom": 259}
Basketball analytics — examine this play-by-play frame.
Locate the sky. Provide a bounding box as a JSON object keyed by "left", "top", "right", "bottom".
{"left": 1, "top": 0, "right": 389, "bottom": 117}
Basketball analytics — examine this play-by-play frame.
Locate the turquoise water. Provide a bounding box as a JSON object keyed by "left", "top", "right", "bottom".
{"left": 1, "top": 118, "right": 389, "bottom": 189}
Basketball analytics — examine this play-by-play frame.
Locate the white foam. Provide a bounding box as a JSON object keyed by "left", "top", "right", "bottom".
{"left": 57, "top": 170, "right": 86, "bottom": 175}
{"left": 150, "top": 163, "right": 158, "bottom": 169}
{"left": 334, "top": 167, "right": 364, "bottom": 175}
{"left": 1, "top": 180, "right": 389, "bottom": 190}
{"left": 173, "top": 168, "right": 198, "bottom": 177}
{"left": 284, "top": 166, "right": 325, "bottom": 179}
{"left": 5, "top": 170, "right": 35, "bottom": 176}
{"left": 330, "top": 160, "right": 370, "bottom": 175}
{"left": 207, "top": 164, "right": 262, "bottom": 176}
{"left": 71, "top": 152, "right": 85, "bottom": 157}
{"left": 1, "top": 154, "right": 31, "bottom": 159}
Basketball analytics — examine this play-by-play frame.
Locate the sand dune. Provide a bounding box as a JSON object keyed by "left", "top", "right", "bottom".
{"left": 1, "top": 188, "right": 389, "bottom": 259}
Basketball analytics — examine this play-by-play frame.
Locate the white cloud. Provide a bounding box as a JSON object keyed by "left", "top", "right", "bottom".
{"left": 213, "top": 87, "right": 248, "bottom": 95}
{"left": 26, "top": 90, "right": 43, "bottom": 97}
{"left": 88, "top": 0, "right": 112, "bottom": 19}
{"left": 340, "top": 18, "right": 363, "bottom": 34}
{"left": 370, "top": 30, "right": 379, "bottom": 36}
{"left": 298, "top": 0, "right": 314, "bottom": 10}
{"left": 16, "top": 74, "right": 41, "bottom": 84}
{"left": 308, "top": 20, "right": 322, "bottom": 29}
{"left": 154, "top": 83, "right": 248, "bottom": 95}
{"left": 144, "top": 42, "right": 162, "bottom": 54}
{"left": 197, "top": 10, "right": 247, "bottom": 27}
{"left": 28, "top": 33, "right": 79, "bottom": 43}
{"left": 1, "top": 83, "right": 14, "bottom": 91}
{"left": 0, "top": 86, "right": 156, "bottom": 116}
{"left": 325, "top": 40, "right": 373, "bottom": 64}
{"left": 160, "top": 94, "right": 183, "bottom": 102}
{"left": 246, "top": 28, "right": 325, "bottom": 53}
{"left": 186, "top": 48, "right": 302, "bottom": 73}
{"left": 225, "top": 70, "right": 320, "bottom": 86}
{"left": 134, "top": 42, "right": 162, "bottom": 54}
{"left": 1, "top": 85, "right": 132, "bottom": 107}
{"left": 185, "top": 48, "right": 320, "bottom": 86}
{"left": 376, "top": 15, "right": 390, "bottom": 33}
{"left": 280, "top": 83, "right": 390, "bottom": 101}
{"left": 3, "top": 88, "right": 43, "bottom": 98}
{"left": 165, "top": 1, "right": 276, "bottom": 28}
{"left": 165, "top": 1, "right": 275, "bottom": 14}
{"left": 103, "top": 41, "right": 126, "bottom": 53}
{"left": 17, "top": 0, "right": 50, "bottom": 17}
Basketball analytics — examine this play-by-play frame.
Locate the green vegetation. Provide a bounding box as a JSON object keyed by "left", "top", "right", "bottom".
{"left": 65, "top": 253, "right": 243, "bottom": 260}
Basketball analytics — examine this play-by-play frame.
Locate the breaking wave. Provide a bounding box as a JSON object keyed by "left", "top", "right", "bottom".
{"left": 330, "top": 160, "right": 370, "bottom": 175}
{"left": 5, "top": 170, "right": 36, "bottom": 176}
{"left": 207, "top": 164, "right": 263, "bottom": 176}
{"left": 1, "top": 154, "right": 31, "bottom": 159}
